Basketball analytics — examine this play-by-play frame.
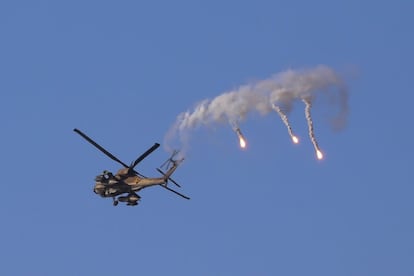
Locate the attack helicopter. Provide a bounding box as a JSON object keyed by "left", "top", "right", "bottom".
{"left": 73, "top": 128, "right": 190, "bottom": 206}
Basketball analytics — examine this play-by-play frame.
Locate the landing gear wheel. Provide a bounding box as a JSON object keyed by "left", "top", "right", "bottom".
{"left": 113, "top": 200, "right": 119, "bottom": 206}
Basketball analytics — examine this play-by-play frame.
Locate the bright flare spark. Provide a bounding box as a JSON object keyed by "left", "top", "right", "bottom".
{"left": 292, "top": 136, "right": 299, "bottom": 144}
{"left": 316, "top": 150, "right": 323, "bottom": 160}
{"left": 239, "top": 136, "right": 247, "bottom": 148}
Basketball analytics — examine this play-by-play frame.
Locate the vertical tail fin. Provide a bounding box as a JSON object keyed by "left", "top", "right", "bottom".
{"left": 156, "top": 158, "right": 183, "bottom": 187}
{"left": 156, "top": 153, "right": 190, "bottom": 200}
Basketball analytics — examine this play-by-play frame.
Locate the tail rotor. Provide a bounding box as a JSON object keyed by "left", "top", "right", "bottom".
{"left": 155, "top": 150, "right": 190, "bottom": 200}
{"left": 157, "top": 150, "right": 183, "bottom": 188}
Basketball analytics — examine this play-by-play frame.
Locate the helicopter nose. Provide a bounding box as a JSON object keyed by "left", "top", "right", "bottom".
{"left": 94, "top": 183, "right": 105, "bottom": 195}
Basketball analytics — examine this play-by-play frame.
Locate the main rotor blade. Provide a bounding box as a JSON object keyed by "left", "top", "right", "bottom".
{"left": 159, "top": 184, "right": 190, "bottom": 200}
{"left": 130, "top": 143, "right": 160, "bottom": 170}
{"left": 73, "top": 128, "right": 129, "bottom": 168}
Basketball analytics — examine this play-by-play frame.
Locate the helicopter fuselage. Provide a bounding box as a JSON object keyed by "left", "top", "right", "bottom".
{"left": 93, "top": 170, "right": 167, "bottom": 198}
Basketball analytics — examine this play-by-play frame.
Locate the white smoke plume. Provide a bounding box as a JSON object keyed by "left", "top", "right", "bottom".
{"left": 165, "top": 65, "right": 348, "bottom": 153}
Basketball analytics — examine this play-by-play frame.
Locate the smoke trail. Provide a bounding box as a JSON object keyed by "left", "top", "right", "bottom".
{"left": 271, "top": 103, "right": 299, "bottom": 144}
{"left": 302, "top": 98, "right": 323, "bottom": 159}
{"left": 165, "top": 65, "right": 348, "bottom": 154}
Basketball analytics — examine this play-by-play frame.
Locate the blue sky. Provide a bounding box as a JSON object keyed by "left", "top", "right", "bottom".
{"left": 1, "top": 1, "right": 413, "bottom": 275}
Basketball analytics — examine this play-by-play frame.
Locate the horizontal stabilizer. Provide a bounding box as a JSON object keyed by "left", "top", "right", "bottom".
{"left": 156, "top": 168, "right": 181, "bottom": 188}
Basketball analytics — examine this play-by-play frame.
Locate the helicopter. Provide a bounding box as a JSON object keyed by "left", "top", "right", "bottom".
{"left": 73, "top": 128, "right": 190, "bottom": 206}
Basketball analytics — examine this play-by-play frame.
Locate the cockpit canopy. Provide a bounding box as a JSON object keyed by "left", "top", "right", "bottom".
{"left": 95, "top": 170, "right": 113, "bottom": 183}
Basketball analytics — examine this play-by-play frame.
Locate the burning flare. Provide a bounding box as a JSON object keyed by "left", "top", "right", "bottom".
{"left": 316, "top": 150, "right": 324, "bottom": 160}
{"left": 234, "top": 127, "right": 247, "bottom": 149}
{"left": 272, "top": 104, "right": 299, "bottom": 145}
{"left": 239, "top": 136, "right": 247, "bottom": 148}
{"left": 302, "top": 98, "right": 324, "bottom": 160}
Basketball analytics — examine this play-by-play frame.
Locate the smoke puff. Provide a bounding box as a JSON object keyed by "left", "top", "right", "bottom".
{"left": 165, "top": 65, "right": 348, "bottom": 151}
